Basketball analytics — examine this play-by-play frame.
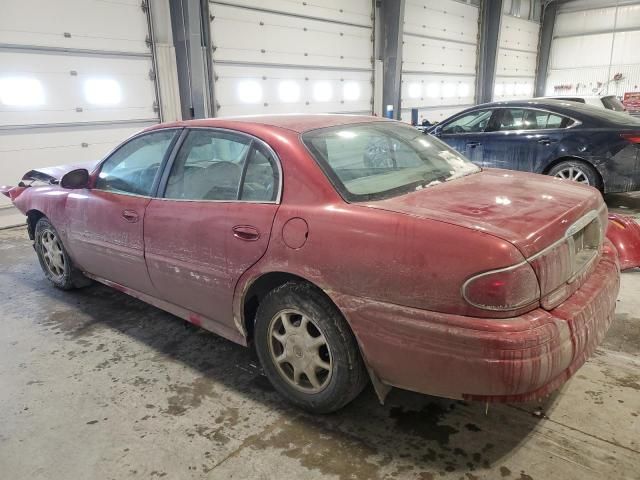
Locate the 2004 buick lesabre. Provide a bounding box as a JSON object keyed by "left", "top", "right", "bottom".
{"left": 1, "top": 115, "right": 624, "bottom": 413}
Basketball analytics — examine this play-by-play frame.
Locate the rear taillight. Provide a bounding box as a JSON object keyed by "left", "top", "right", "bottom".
{"left": 620, "top": 133, "right": 640, "bottom": 144}
{"left": 462, "top": 262, "right": 540, "bottom": 311}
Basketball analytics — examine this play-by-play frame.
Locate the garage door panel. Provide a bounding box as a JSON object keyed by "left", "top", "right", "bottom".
{"left": 611, "top": 30, "right": 640, "bottom": 65}
{"left": 401, "top": 73, "right": 475, "bottom": 110}
{"left": 494, "top": 76, "right": 535, "bottom": 100}
{"left": 211, "top": 4, "right": 372, "bottom": 69}
{"left": 499, "top": 15, "right": 539, "bottom": 52}
{"left": 496, "top": 49, "right": 537, "bottom": 77}
{"left": 0, "top": 122, "right": 154, "bottom": 205}
{"left": 403, "top": 0, "right": 478, "bottom": 44}
{"left": 0, "top": 52, "right": 157, "bottom": 126}
{"left": 550, "top": 33, "right": 614, "bottom": 70}
{"left": 214, "top": 64, "right": 372, "bottom": 116}
{"left": 0, "top": 0, "right": 149, "bottom": 54}
{"left": 210, "top": 0, "right": 372, "bottom": 27}
{"left": 403, "top": 36, "right": 476, "bottom": 75}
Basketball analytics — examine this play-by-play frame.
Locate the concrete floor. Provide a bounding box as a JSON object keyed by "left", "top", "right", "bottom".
{"left": 0, "top": 196, "right": 639, "bottom": 479}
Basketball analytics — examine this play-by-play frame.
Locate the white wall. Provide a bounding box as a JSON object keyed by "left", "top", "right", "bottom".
{"left": 546, "top": 1, "right": 640, "bottom": 98}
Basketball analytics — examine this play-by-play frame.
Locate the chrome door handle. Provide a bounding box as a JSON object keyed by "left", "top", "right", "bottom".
{"left": 121, "top": 210, "right": 139, "bottom": 223}
{"left": 466, "top": 141, "right": 481, "bottom": 148}
{"left": 232, "top": 225, "right": 260, "bottom": 241}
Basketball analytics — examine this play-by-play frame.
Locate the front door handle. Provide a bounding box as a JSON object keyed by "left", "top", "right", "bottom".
{"left": 466, "top": 141, "right": 481, "bottom": 148}
{"left": 121, "top": 209, "right": 139, "bottom": 223}
{"left": 232, "top": 225, "right": 260, "bottom": 241}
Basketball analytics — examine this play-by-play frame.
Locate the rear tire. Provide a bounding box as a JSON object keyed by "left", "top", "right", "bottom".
{"left": 548, "top": 160, "right": 601, "bottom": 189}
{"left": 34, "top": 217, "right": 91, "bottom": 290}
{"left": 254, "top": 281, "right": 368, "bottom": 413}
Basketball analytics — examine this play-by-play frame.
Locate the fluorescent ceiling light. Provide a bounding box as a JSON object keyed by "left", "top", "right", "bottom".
{"left": 0, "top": 77, "right": 45, "bottom": 106}
{"left": 313, "top": 82, "right": 332, "bottom": 102}
{"left": 278, "top": 81, "right": 300, "bottom": 103}
{"left": 238, "top": 80, "right": 262, "bottom": 103}
{"left": 84, "top": 78, "right": 122, "bottom": 105}
{"left": 343, "top": 82, "right": 360, "bottom": 101}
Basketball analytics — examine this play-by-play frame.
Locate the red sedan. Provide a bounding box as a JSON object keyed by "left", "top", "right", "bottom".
{"left": 2, "top": 115, "right": 622, "bottom": 412}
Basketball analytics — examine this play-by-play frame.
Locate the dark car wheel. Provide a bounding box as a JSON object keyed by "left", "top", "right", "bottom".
{"left": 548, "top": 160, "right": 601, "bottom": 189}
{"left": 34, "top": 217, "right": 90, "bottom": 290}
{"left": 254, "top": 281, "right": 368, "bottom": 413}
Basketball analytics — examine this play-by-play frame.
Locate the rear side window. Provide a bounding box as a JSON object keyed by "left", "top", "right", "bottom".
{"left": 534, "top": 111, "right": 575, "bottom": 129}
{"left": 96, "top": 130, "right": 177, "bottom": 196}
{"left": 490, "top": 108, "right": 574, "bottom": 131}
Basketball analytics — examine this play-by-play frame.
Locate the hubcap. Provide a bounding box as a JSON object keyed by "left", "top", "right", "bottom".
{"left": 40, "top": 230, "right": 65, "bottom": 279}
{"left": 554, "top": 167, "right": 590, "bottom": 185}
{"left": 267, "top": 309, "right": 332, "bottom": 393}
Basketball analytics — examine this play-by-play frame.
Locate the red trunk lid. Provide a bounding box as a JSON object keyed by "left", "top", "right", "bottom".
{"left": 364, "top": 169, "right": 604, "bottom": 258}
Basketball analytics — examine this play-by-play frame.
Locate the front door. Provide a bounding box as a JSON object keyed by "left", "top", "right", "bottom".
{"left": 434, "top": 108, "right": 494, "bottom": 167}
{"left": 143, "top": 128, "right": 280, "bottom": 329}
{"left": 64, "top": 129, "right": 180, "bottom": 295}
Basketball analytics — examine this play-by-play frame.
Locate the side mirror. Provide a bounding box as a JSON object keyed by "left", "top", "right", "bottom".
{"left": 60, "top": 168, "right": 90, "bottom": 189}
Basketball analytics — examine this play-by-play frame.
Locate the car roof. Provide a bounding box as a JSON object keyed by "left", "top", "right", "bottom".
{"left": 147, "top": 114, "right": 389, "bottom": 134}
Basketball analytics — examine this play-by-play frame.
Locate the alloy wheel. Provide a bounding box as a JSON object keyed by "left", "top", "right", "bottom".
{"left": 554, "top": 166, "right": 590, "bottom": 184}
{"left": 267, "top": 309, "right": 333, "bottom": 393}
{"left": 40, "top": 230, "right": 65, "bottom": 279}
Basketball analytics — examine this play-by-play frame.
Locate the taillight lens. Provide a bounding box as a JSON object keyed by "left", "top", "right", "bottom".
{"left": 620, "top": 133, "right": 640, "bottom": 144}
{"left": 462, "top": 262, "right": 540, "bottom": 311}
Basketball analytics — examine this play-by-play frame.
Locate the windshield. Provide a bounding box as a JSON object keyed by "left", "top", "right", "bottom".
{"left": 302, "top": 122, "right": 480, "bottom": 202}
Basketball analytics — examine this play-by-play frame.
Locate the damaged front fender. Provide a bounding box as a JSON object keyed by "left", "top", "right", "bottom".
{"left": 606, "top": 213, "right": 640, "bottom": 270}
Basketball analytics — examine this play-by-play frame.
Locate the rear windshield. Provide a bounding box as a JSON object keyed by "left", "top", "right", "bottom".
{"left": 302, "top": 122, "right": 480, "bottom": 202}
{"left": 601, "top": 95, "right": 626, "bottom": 111}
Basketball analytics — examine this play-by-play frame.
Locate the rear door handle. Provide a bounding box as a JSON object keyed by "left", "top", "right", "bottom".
{"left": 537, "top": 137, "right": 557, "bottom": 145}
{"left": 466, "top": 141, "right": 481, "bottom": 148}
{"left": 232, "top": 225, "right": 260, "bottom": 241}
{"left": 121, "top": 209, "right": 139, "bottom": 223}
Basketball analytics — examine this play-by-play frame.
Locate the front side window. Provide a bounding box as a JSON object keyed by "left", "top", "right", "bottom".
{"left": 95, "top": 130, "right": 177, "bottom": 196}
{"left": 302, "top": 122, "right": 480, "bottom": 202}
{"left": 441, "top": 110, "right": 493, "bottom": 134}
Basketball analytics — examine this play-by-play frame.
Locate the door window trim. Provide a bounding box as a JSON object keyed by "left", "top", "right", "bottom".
{"left": 155, "top": 127, "right": 283, "bottom": 204}
{"left": 92, "top": 127, "right": 183, "bottom": 199}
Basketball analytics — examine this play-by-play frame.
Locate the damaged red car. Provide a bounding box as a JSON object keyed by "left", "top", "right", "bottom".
{"left": 1, "top": 115, "right": 627, "bottom": 413}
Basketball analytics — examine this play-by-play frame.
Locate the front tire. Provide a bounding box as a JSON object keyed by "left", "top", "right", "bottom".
{"left": 254, "top": 282, "right": 368, "bottom": 413}
{"left": 548, "top": 160, "right": 601, "bottom": 189}
{"left": 34, "top": 217, "right": 90, "bottom": 290}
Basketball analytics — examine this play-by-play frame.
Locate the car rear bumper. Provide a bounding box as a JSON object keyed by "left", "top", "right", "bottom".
{"left": 334, "top": 244, "right": 620, "bottom": 402}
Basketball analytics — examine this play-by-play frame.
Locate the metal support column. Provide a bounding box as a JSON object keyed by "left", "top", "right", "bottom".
{"left": 169, "top": 0, "right": 209, "bottom": 119}
{"left": 476, "top": 0, "right": 503, "bottom": 104}
{"left": 378, "top": 0, "right": 405, "bottom": 119}
{"left": 534, "top": 1, "right": 558, "bottom": 97}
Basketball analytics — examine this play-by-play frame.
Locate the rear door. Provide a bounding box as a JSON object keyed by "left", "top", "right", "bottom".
{"left": 434, "top": 109, "right": 493, "bottom": 166}
{"left": 65, "top": 129, "right": 179, "bottom": 295}
{"left": 143, "top": 128, "right": 281, "bottom": 329}
{"left": 481, "top": 108, "right": 570, "bottom": 172}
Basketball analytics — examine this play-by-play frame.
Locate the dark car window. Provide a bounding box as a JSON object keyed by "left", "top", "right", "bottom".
{"left": 601, "top": 95, "right": 625, "bottom": 111}
{"left": 534, "top": 111, "right": 575, "bottom": 129}
{"left": 303, "top": 122, "right": 480, "bottom": 202}
{"left": 96, "top": 130, "right": 177, "bottom": 196}
{"left": 441, "top": 110, "right": 493, "bottom": 134}
{"left": 489, "top": 108, "right": 574, "bottom": 131}
{"left": 165, "top": 130, "right": 251, "bottom": 201}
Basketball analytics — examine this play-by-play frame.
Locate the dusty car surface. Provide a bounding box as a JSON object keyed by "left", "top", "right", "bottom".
{"left": 1, "top": 115, "right": 622, "bottom": 413}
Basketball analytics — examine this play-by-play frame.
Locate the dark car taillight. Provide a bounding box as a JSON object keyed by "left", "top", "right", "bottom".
{"left": 462, "top": 262, "right": 540, "bottom": 311}
{"left": 620, "top": 133, "right": 640, "bottom": 144}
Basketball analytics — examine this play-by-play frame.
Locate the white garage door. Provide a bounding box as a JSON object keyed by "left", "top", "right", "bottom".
{"left": 493, "top": 9, "right": 540, "bottom": 100}
{"left": 0, "top": 0, "right": 160, "bottom": 205}
{"left": 400, "top": 0, "right": 480, "bottom": 124}
{"left": 208, "top": 0, "right": 374, "bottom": 116}
{"left": 546, "top": 2, "right": 640, "bottom": 100}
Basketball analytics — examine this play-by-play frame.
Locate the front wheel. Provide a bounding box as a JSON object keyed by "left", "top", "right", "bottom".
{"left": 34, "top": 217, "right": 90, "bottom": 290}
{"left": 548, "top": 160, "right": 601, "bottom": 189}
{"left": 254, "top": 282, "right": 368, "bottom": 413}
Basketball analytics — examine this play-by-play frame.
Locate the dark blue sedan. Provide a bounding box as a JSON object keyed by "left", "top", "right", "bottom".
{"left": 428, "top": 99, "right": 640, "bottom": 193}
